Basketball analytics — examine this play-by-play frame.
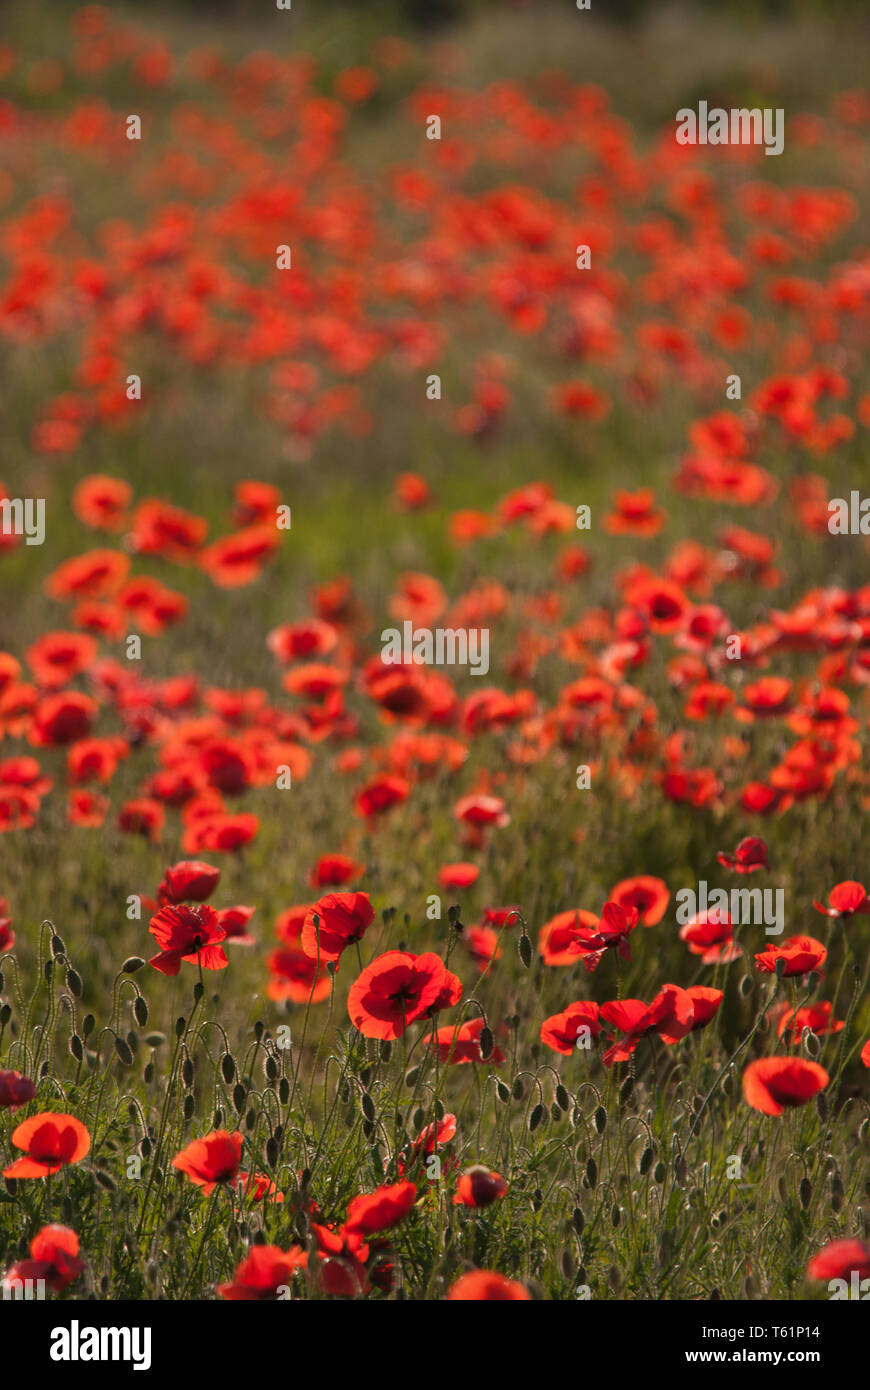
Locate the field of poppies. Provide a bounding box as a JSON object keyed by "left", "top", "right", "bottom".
{"left": 0, "top": 0, "right": 869, "bottom": 1307}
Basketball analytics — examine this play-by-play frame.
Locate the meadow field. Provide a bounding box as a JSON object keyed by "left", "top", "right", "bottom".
{"left": 0, "top": 0, "right": 868, "bottom": 1308}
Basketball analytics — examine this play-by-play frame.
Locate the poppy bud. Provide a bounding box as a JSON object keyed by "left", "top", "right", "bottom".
{"left": 620, "top": 1076, "right": 634, "bottom": 1103}
{"left": 529, "top": 1103, "right": 546, "bottom": 1131}
{"left": 518, "top": 934, "right": 532, "bottom": 968}
{"left": 122, "top": 957, "right": 145, "bottom": 974}
{"left": 51, "top": 934, "right": 66, "bottom": 958}
{"left": 279, "top": 1078, "right": 290, "bottom": 1104}
{"left": 571, "top": 1207, "right": 585, "bottom": 1235}
{"left": 479, "top": 1027, "right": 494, "bottom": 1060}
{"left": 134, "top": 997, "right": 148, "bottom": 1026}
{"left": 555, "top": 1083, "right": 570, "bottom": 1111}
{"left": 496, "top": 1081, "right": 510, "bottom": 1103}
{"left": 82, "top": 1014, "right": 95, "bottom": 1037}
{"left": 639, "top": 1146, "right": 654, "bottom": 1175}
{"left": 594, "top": 1105, "right": 607, "bottom": 1133}
{"left": 265, "top": 1055, "right": 279, "bottom": 1081}
{"left": 266, "top": 1136, "right": 279, "bottom": 1167}
{"left": 611, "top": 1204, "right": 621, "bottom": 1227}
{"left": 221, "top": 1054, "right": 236, "bottom": 1084}
{"left": 143, "top": 1063, "right": 154, "bottom": 1084}
{"left": 559, "top": 1249, "right": 575, "bottom": 1280}
{"left": 144, "top": 1032, "right": 165, "bottom": 1047}
{"left": 585, "top": 1157, "right": 597, "bottom": 1188}
{"left": 654, "top": 1161, "right": 667, "bottom": 1183}
{"left": 182, "top": 1056, "right": 194, "bottom": 1088}
{"left": 799, "top": 1177, "right": 812, "bottom": 1208}
{"left": 70, "top": 1034, "right": 84, "bottom": 1060}
{"left": 232, "top": 1083, "right": 246, "bottom": 1112}
{"left": 67, "top": 968, "right": 82, "bottom": 996}
{"left": 361, "top": 1093, "right": 376, "bottom": 1121}
{"left": 115, "top": 1036, "right": 133, "bottom": 1065}
{"left": 44, "top": 959, "right": 54, "bottom": 982}
{"left": 175, "top": 1016, "right": 186, "bottom": 1036}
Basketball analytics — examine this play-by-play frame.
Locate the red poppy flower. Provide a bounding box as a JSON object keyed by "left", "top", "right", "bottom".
{"left": 5, "top": 1224, "right": 83, "bottom": 1293}
{"left": 44, "top": 549, "right": 130, "bottom": 601}
{"left": 301, "top": 891, "right": 375, "bottom": 964}
{"left": 158, "top": 859, "right": 221, "bottom": 905}
{"left": 234, "top": 1172, "right": 284, "bottom": 1204}
{"left": 26, "top": 631, "right": 99, "bottom": 689}
{"left": 568, "top": 901, "right": 640, "bottom": 972}
{"left": 0, "top": 1069, "right": 36, "bottom": 1109}
{"left": 438, "top": 862, "right": 480, "bottom": 890}
{"left": 3, "top": 1112, "right": 91, "bottom": 1178}
{"left": 217, "top": 905, "right": 256, "bottom": 945}
{"left": 0, "top": 914, "right": 14, "bottom": 954}
{"left": 217, "top": 1244, "right": 307, "bottom": 1300}
{"left": 394, "top": 472, "right": 431, "bottom": 511}
{"left": 148, "top": 903, "right": 228, "bottom": 975}
{"left": 354, "top": 774, "right": 410, "bottom": 819}
{"left": 266, "top": 945, "right": 331, "bottom": 1003}
{"left": 862, "top": 1039, "right": 870, "bottom": 1068}
{"left": 813, "top": 881, "right": 870, "bottom": 917}
{"left": 30, "top": 691, "right": 97, "bottom": 745}
{"left": 754, "top": 935, "right": 827, "bottom": 977}
{"left": 447, "top": 1269, "right": 531, "bottom": 1300}
{"left": 741, "top": 1057, "right": 828, "bottom": 1115}
{"left": 600, "top": 985, "right": 696, "bottom": 1067}
{"left": 806, "top": 1239, "right": 870, "bottom": 1283}
{"left": 348, "top": 950, "right": 461, "bottom": 1040}
{"left": 309, "top": 1225, "right": 371, "bottom": 1297}
{"left": 774, "top": 1001, "right": 844, "bottom": 1043}
{"left": 464, "top": 925, "right": 501, "bottom": 973}
{"left": 679, "top": 908, "right": 741, "bottom": 964}
{"left": 425, "top": 1016, "right": 505, "bottom": 1065}
{"left": 717, "top": 836, "right": 769, "bottom": 873}
{"left": 72, "top": 475, "right": 131, "bottom": 531}
{"left": 680, "top": 986, "right": 724, "bottom": 1034}
{"left": 233, "top": 480, "right": 281, "bottom": 527}
{"left": 608, "top": 875, "right": 670, "bottom": 926}
{"left": 453, "top": 1166, "right": 508, "bottom": 1208}
{"left": 118, "top": 798, "right": 165, "bottom": 842}
{"left": 453, "top": 793, "right": 509, "bottom": 828}
{"left": 540, "top": 1002, "right": 601, "bottom": 1056}
{"left": 343, "top": 1181, "right": 417, "bottom": 1236}
{"left": 309, "top": 853, "right": 365, "bottom": 889}
{"left": 538, "top": 909, "right": 600, "bottom": 966}
{"left": 267, "top": 618, "right": 338, "bottom": 663}
{"left": 183, "top": 811, "right": 258, "bottom": 853}
{"left": 604, "top": 489, "right": 664, "bottom": 536}
{"left": 172, "top": 1129, "right": 243, "bottom": 1192}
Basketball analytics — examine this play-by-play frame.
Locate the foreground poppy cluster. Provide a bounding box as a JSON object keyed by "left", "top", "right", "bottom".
{"left": 0, "top": 5, "right": 868, "bottom": 1300}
